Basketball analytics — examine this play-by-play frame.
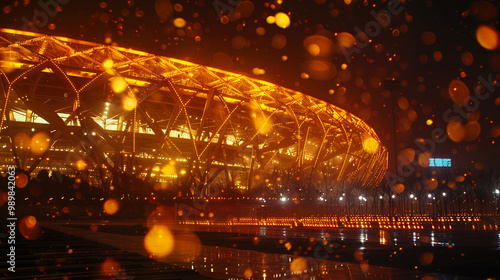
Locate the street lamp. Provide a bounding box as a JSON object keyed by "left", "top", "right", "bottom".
{"left": 494, "top": 189, "right": 499, "bottom": 214}
{"left": 409, "top": 194, "right": 415, "bottom": 214}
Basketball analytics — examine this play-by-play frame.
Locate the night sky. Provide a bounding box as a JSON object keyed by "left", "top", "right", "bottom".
{"left": 1, "top": 0, "right": 499, "bottom": 172}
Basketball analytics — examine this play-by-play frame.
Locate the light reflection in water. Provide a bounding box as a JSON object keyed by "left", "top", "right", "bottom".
{"left": 164, "top": 243, "right": 434, "bottom": 279}
{"left": 259, "top": 227, "right": 267, "bottom": 237}
{"left": 379, "top": 230, "right": 387, "bottom": 245}
{"left": 189, "top": 224, "right": 498, "bottom": 248}
{"left": 360, "top": 229, "right": 368, "bottom": 244}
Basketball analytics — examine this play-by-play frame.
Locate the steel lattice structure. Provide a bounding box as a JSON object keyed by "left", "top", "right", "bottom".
{"left": 0, "top": 29, "right": 387, "bottom": 192}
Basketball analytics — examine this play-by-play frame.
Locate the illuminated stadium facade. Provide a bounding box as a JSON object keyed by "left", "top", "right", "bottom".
{"left": 0, "top": 29, "right": 388, "bottom": 193}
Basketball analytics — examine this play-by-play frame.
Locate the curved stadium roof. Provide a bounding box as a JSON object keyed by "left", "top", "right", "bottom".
{"left": 0, "top": 28, "right": 387, "bottom": 190}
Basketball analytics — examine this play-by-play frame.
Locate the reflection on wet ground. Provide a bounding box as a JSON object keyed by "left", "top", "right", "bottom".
{"left": 168, "top": 243, "right": 465, "bottom": 280}
{"left": 187, "top": 223, "right": 500, "bottom": 248}
{"left": 38, "top": 221, "right": 494, "bottom": 280}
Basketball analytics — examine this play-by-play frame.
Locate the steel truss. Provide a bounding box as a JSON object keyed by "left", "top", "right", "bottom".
{"left": 0, "top": 29, "right": 388, "bottom": 193}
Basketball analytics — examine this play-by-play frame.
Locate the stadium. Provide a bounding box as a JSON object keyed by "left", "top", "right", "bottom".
{"left": 0, "top": 28, "right": 388, "bottom": 195}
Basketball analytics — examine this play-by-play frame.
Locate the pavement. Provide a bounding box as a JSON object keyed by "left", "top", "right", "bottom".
{"left": 1, "top": 219, "right": 482, "bottom": 279}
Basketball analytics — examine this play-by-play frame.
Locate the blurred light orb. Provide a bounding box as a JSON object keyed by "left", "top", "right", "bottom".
{"left": 14, "top": 132, "right": 30, "bottom": 149}
{"left": 448, "top": 80, "right": 470, "bottom": 106}
{"left": 220, "top": 15, "right": 229, "bottom": 24}
{"left": 433, "top": 51, "right": 442, "bottom": 62}
{"left": 426, "top": 119, "right": 433, "bottom": 125}
{"left": 470, "top": 1, "right": 498, "bottom": 22}
{"left": 155, "top": 0, "right": 173, "bottom": 22}
{"left": 461, "top": 51, "right": 474, "bottom": 65}
{"left": 244, "top": 268, "right": 253, "bottom": 278}
{"left": 302, "top": 60, "right": 337, "bottom": 80}
{"left": 476, "top": 25, "right": 499, "bottom": 50}
{"left": 26, "top": 216, "right": 37, "bottom": 228}
{"left": 252, "top": 68, "right": 266, "bottom": 75}
{"left": 337, "top": 32, "right": 355, "bottom": 49}
{"left": 394, "top": 183, "right": 405, "bottom": 194}
{"left": 162, "top": 162, "right": 176, "bottom": 175}
{"left": 173, "top": 3, "right": 183, "bottom": 12}
{"left": 491, "top": 126, "right": 500, "bottom": 137}
{"left": 455, "top": 175, "right": 466, "bottom": 183}
{"left": 266, "top": 15, "right": 275, "bottom": 24}
{"left": 425, "top": 178, "right": 438, "bottom": 191}
{"left": 421, "top": 31, "right": 436, "bottom": 45}
{"left": 303, "top": 35, "right": 334, "bottom": 57}
{"left": 76, "top": 160, "right": 87, "bottom": 170}
{"left": 399, "top": 148, "right": 415, "bottom": 165}
{"left": 418, "top": 152, "right": 431, "bottom": 167}
{"left": 111, "top": 76, "right": 127, "bottom": 93}
{"left": 123, "top": 96, "right": 137, "bottom": 110}
{"left": 398, "top": 97, "right": 409, "bottom": 110}
{"left": 255, "top": 27, "right": 266, "bottom": 36}
{"left": 173, "top": 18, "right": 186, "bottom": 28}
{"left": 103, "top": 59, "right": 114, "bottom": 70}
{"left": 419, "top": 252, "right": 434, "bottom": 265}
{"left": 274, "top": 12, "right": 290, "bottom": 29}
{"left": 271, "top": 34, "right": 287, "bottom": 49}
{"left": 231, "top": 35, "right": 247, "bottom": 49}
{"left": 103, "top": 198, "right": 119, "bottom": 215}
{"left": 252, "top": 112, "right": 272, "bottom": 135}
{"left": 307, "top": 43, "right": 320, "bottom": 56}
{"left": 362, "top": 137, "right": 379, "bottom": 154}
{"left": 100, "top": 257, "right": 121, "bottom": 277}
{"left": 30, "top": 132, "right": 50, "bottom": 155}
{"left": 235, "top": 1, "right": 254, "bottom": 19}
{"left": 144, "top": 225, "right": 175, "bottom": 257}
{"left": 19, "top": 215, "right": 41, "bottom": 240}
{"left": 290, "top": 257, "right": 308, "bottom": 274}
{"left": 464, "top": 121, "right": 481, "bottom": 141}
{"left": 15, "top": 173, "right": 28, "bottom": 189}
{"left": 447, "top": 120, "right": 466, "bottom": 142}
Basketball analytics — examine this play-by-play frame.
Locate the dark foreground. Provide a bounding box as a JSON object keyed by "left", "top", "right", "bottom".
{"left": 69, "top": 223, "right": 500, "bottom": 279}
{"left": 1, "top": 222, "right": 499, "bottom": 279}
{"left": 0, "top": 227, "right": 213, "bottom": 280}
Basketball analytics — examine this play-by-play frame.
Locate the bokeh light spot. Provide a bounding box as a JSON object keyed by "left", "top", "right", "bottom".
{"left": 447, "top": 120, "right": 466, "bottom": 142}
{"left": 173, "top": 17, "right": 186, "bottom": 28}
{"left": 448, "top": 80, "right": 470, "bottom": 106}
{"left": 15, "top": 173, "right": 28, "bottom": 189}
{"left": 144, "top": 225, "right": 175, "bottom": 257}
{"left": 30, "top": 132, "right": 50, "bottom": 155}
{"left": 362, "top": 137, "right": 379, "bottom": 154}
{"left": 476, "top": 25, "right": 499, "bottom": 50}
{"left": 103, "top": 198, "right": 119, "bottom": 215}
{"left": 274, "top": 12, "right": 290, "bottom": 29}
